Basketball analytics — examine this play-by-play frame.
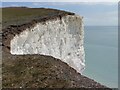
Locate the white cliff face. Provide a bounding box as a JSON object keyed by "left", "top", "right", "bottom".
{"left": 10, "top": 15, "right": 85, "bottom": 73}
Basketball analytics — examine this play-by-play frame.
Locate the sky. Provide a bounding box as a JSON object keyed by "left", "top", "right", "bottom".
{"left": 1, "top": 2, "right": 118, "bottom": 26}
{"left": 1, "top": 0, "right": 119, "bottom": 2}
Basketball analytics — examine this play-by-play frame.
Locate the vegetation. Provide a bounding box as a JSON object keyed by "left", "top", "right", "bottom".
{"left": 2, "top": 7, "right": 110, "bottom": 89}
{"left": 2, "top": 53, "right": 108, "bottom": 88}
{"left": 2, "top": 7, "right": 74, "bottom": 29}
{"left": 2, "top": 54, "right": 70, "bottom": 88}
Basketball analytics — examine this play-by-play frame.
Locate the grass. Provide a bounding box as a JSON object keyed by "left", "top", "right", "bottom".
{"left": 2, "top": 54, "right": 70, "bottom": 88}
{"left": 2, "top": 7, "right": 74, "bottom": 29}
{"left": 1, "top": 7, "right": 108, "bottom": 89}
{"left": 2, "top": 53, "right": 108, "bottom": 88}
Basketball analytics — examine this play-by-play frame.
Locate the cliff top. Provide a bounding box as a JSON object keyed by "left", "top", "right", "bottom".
{"left": 2, "top": 7, "right": 75, "bottom": 29}
{"left": 2, "top": 7, "right": 75, "bottom": 49}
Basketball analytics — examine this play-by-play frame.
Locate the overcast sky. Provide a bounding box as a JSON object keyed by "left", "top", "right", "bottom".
{"left": 2, "top": 2, "right": 118, "bottom": 26}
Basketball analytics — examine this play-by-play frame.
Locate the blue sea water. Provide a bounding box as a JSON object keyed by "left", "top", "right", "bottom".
{"left": 83, "top": 26, "right": 118, "bottom": 88}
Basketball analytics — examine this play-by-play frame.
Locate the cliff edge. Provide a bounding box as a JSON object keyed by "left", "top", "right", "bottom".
{"left": 2, "top": 7, "right": 85, "bottom": 73}
{"left": 2, "top": 7, "right": 111, "bottom": 89}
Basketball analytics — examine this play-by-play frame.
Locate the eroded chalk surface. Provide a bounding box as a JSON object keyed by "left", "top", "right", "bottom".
{"left": 10, "top": 15, "right": 85, "bottom": 73}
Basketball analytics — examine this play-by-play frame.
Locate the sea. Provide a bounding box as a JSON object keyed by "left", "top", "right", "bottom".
{"left": 83, "top": 26, "right": 118, "bottom": 88}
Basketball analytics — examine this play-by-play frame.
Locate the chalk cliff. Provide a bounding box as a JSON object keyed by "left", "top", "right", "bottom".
{"left": 10, "top": 14, "right": 85, "bottom": 73}
{"left": 2, "top": 7, "right": 111, "bottom": 89}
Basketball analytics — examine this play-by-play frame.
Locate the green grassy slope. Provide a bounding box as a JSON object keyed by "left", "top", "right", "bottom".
{"left": 2, "top": 7, "right": 74, "bottom": 29}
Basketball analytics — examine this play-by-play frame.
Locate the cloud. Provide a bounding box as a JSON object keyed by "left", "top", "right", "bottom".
{"left": 32, "top": 2, "right": 117, "bottom": 7}
{"left": 10, "top": 4, "right": 19, "bottom": 7}
{"left": 1, "top": 0, "right": 119, "bottom": 2}
{"left": 32, "top": 2, "right": 77, "bottom": 6}
{"left": 79, "top": 2, "right": 117, "bottom": 5}
{"left": 33, "top": 2, "right": 39, "bottom": 6}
